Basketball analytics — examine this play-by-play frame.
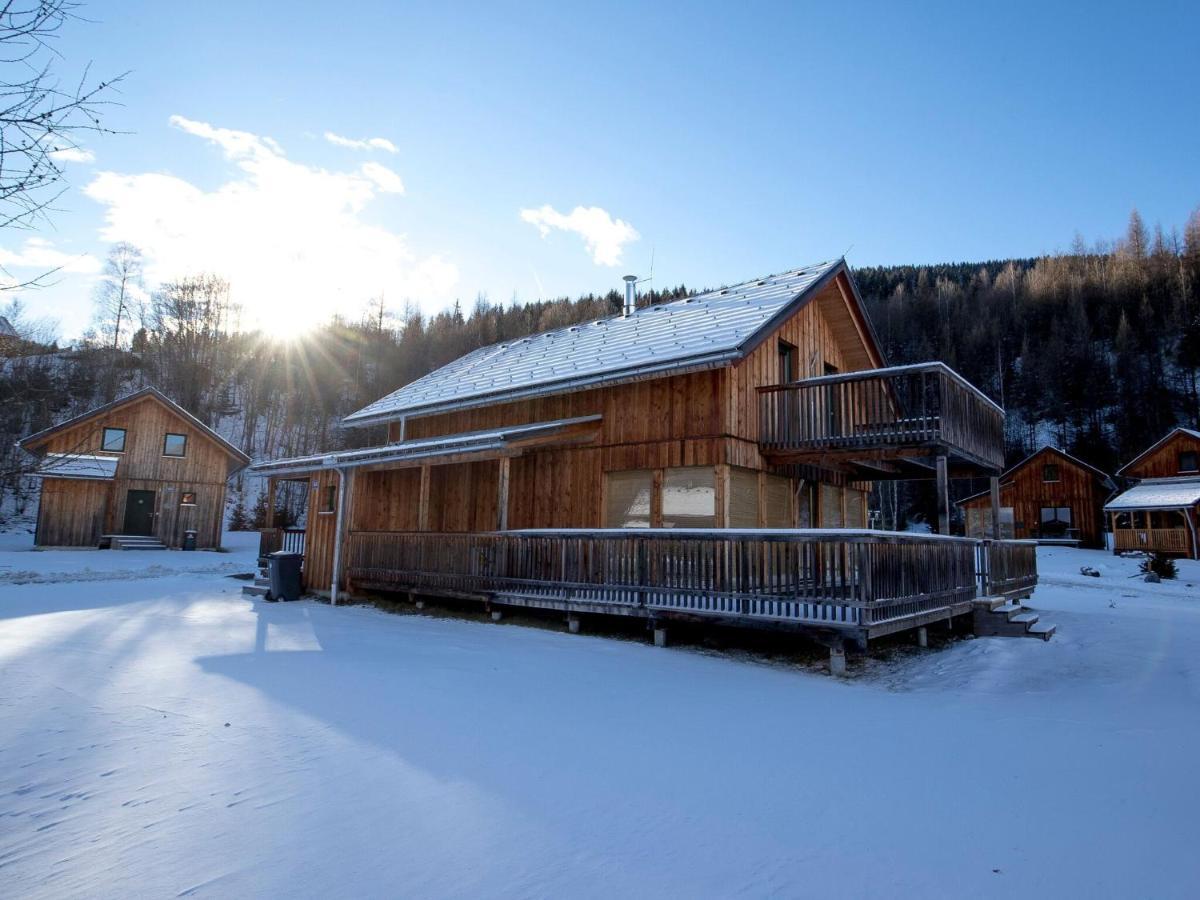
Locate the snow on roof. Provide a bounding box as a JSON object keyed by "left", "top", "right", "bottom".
{"left": 344, "top": 259, "right": 852, "bottom": 426}
{"left": 248, "top": 415, "right": 602, "bottom": 477}
{"left": 1104, "top": 478, "right": 1200, "bottom": 511}
{"left": 33, "top": 453, "right": 118, "bottom": 480}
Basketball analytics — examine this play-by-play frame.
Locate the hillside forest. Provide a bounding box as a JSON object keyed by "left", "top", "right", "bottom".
{"left": 2, "top": 208, "right": 1198, "bottom": 530}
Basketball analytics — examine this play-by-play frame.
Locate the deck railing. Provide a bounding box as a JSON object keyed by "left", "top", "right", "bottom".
{"left": 976, "top": 538, "right": 1038, "bottom": 599}
{"left": 1113, "top": 527, "right": 1191, "bottom": 554}
{"left": 344, "top": 529, "right": 1033, "bottom": 631}
{"left": 758, "top": 362, "right": 1005, "bottom": 470}
{"left": 258, "top": 527, "right": 306, "bottom": 559}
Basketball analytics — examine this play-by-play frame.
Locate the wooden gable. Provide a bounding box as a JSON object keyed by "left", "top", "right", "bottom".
{"left": 1118, "top": 428, "right": 1200, "bottom": 480}
{"left": 21, "top": 390, "right": 249, "bottom": 482}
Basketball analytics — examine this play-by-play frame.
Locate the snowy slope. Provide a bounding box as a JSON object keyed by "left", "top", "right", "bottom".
{"left": 0, "top": 544, "right": 1197, "bottom": 898}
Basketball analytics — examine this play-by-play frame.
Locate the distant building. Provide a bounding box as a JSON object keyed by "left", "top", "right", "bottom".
{"left": 1106, "top": 427, "right": 1200, "bottom": 558}
{"left": 0, "top": 315, "right": 16, "bottom": 337}
{"left": 19, "top": 388, "right": 250, "bottom": 549}
{"left": 957, "top": 446, "right": 1113, "bottom": 548}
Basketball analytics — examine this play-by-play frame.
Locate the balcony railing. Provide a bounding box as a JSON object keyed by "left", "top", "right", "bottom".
{"left": 344, "top": 529, "right": 1036, "bottom": 636}
{"left": 1113, "top": 527, "right": 1192, "bottom": 554}
{"left": 758, "top": 362, "right": 1005, "bottom": 471}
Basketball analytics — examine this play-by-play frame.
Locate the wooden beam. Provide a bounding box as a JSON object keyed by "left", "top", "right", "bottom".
{"left": 936, "top": 455, "right": 950, "bottom": 535}
{"left": 715, "top": 463, "right": 730, "bottom": 527}
{"left": 265, "top": 477, "right": 276, "bottom": 529}
{"left": 651, "top": 468, "right": 663, "bottom": 528}
{"left": 418, "top": 464, "right": 431, "bottom": 531}
{"left": 989, "top": 476, "right": 1001, "bottom": 539}
{"left": 497, "top": 456, "right": 510, "bottom": 530}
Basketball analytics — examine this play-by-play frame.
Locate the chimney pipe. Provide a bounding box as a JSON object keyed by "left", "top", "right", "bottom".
{"left": 622, "top": 275, "right": 637, "bottom": 316}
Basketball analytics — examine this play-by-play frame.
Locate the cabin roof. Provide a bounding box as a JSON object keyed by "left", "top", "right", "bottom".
{"left": 1116, "top": 427, "right": 1200, "bottom": 476}
{"left": 32, "top": 453, "right": 119, "bottom": 480}
{"left": 955, "top": 445, "right": 1113, "bottom": 507}
{"left": 18, "top": 386, "right": 252, "bottom": 471}
{"left": 248, "top": 415, "right": 602, "bottom": 477}
{"left": 344, "top": 258, "right": 881, "bottom": 426}
{"left": 1104, "top": 477, "right": 1200, "bottom": 511}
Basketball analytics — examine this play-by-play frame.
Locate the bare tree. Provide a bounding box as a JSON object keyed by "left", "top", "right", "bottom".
{"left": 0, "top": 1, "right": 122, "bottom": 285}
{"left": 92, "top": 241, "right": 143, "bottom": 350}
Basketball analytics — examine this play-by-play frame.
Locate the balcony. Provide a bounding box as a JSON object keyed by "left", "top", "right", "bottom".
{"left": 758, "top": 362, "right": 1005, "bottom": 476}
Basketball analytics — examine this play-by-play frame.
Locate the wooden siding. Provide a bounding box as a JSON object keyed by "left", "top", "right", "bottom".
{"left": 960, "top": 448, "right": 1108, "bottom": 548}
{"left": 1121, "top": 431, "right": 1200, "bottom": 480}
{"left": 35, "top": 478, "right": 111, "bottom": 546}
{"left": 30, "top": 394, "right": 236, "bottom": 548}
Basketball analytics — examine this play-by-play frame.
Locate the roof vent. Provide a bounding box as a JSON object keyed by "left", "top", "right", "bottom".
{"left": 622, "top": 275, "right": 637, "bottom": 316}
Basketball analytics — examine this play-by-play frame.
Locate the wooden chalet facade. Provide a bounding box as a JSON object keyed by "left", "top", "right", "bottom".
{"left": 20, "top": 388, "right": 250, "bottom": 549}
{"left": 1106, "top": 427, "right": 1200, "bottom": 559}
{"left": 251, "top": 259, "right": 1043, "bottom": 654}
{"left": 958, "top": 446, "right": 1113, "bottom": 548}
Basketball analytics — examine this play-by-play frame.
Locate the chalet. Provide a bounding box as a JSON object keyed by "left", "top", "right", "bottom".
{"left": 19, "top": 387, "right": 250, "bottom": 549}
{"left": 1106, "top": 427, "right": 1200, "bottom": 559}
{"left": 250, "top": 259, "right": 1047, "bottom": 663}
{"left": 957, "top": 446, "right": 1114, "bottom": 548}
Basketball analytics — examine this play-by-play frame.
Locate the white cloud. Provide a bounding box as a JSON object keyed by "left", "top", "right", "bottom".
{"left": 519, "top": 204, "right": 639, "bottom": 266}
{"left": 82, "top": 116, "right": 458, "bottom": 329}
{"left": 324, "top": 131, "right": 399, "bottom": 154}
{"left": 49, "top": 147, "right": 96, "bottom": 164}
{"left": 0, "top": 237, "right": 101, "bottom": 274}
{"left": 360, "top": 161, "right": 405, "bottom": 194}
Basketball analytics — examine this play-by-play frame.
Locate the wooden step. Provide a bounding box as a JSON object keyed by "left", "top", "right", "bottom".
{"left": 242, "top": 584, "right": 269, "bottom": 598}
{"left": 1010, "top": 611, "right": 1040, "bottom": 627}
{"left": 1027, "top": 622, "right": 1056, "bottom": 641}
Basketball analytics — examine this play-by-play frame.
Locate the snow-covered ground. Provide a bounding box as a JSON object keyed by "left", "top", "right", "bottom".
{"left": 1, "top": 540, "right": 1198, "bottom": 898}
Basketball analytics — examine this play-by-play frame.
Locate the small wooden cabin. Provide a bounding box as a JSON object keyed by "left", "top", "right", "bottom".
{"left": 250, "top": 259, "right": 1038, "bottom": 651}
{"left": 1106, "top": 427, "right": 1200, "bottom": 558}
{"left": 20, "top": 388, "right": 250, "bottom": 549}
{"left": 958, "top": 446, "right": 1113, "bottom": 548}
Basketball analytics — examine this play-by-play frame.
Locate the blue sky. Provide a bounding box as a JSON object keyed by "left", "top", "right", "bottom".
{"left": 14, "top": 0, "right": 1200, "bottom": 338}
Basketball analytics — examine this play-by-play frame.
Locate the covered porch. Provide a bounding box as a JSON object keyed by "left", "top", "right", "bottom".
{"left": 1105, "top": 478, "right": 1200, "bottom": 559}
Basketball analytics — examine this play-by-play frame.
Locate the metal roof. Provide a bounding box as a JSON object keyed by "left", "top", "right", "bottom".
{"left": 33, "top": 453, "right": 119, "bottom": 480}
{"left": 1104, "top": 478, "right": 1200, "bottom": 511}
{"left": 248, "top": 415, "right": 602, "bottom": 477}
{"left": 344, "top": 258, "right": 851, "bottom": 426}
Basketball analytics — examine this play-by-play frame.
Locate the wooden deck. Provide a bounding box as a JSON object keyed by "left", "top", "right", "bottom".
{"left": 336, "top": 528, "right": 1037, "bottom": 644}
{"left": 758, "top": 362, "right": 1005, "bottom": 474}
{"left": 1112, "top": 527, "right": 1192, "bottom": 555}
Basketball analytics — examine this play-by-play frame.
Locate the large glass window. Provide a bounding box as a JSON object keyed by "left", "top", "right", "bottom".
{"left": 163, "top": 433, "right": 187, "bottom": 457}
{"left": 1039, "top": 506, "right": 1072, "bottom": 537}
{"left": 605, "top": 470, "right": 653, "bottom": 528}
{"left": 102, "top": 427, "right": 126, "bottom": 452}
{"left": 662, "top": 467, "right": 715, "bottom": 528}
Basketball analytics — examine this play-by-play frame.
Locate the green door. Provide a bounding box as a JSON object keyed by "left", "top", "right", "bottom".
{"left": 123, "top": 489, "right": 156, "bottom": 536}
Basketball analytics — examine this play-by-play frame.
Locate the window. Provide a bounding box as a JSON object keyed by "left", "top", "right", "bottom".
{"left": 1043, "top": 464, "right": 1060, "bottom": 482}
{"left": 604, "top": 470, "right": 653, "bottom": 527}
{"left": 661, "top": 467, "right": 715, "bottom": 528}
{"left": 844, "top": 488, "right": 866, "bottom": 529}
{"left": 1180, "top": 451, "right": 1199, "bottom": 473}
{"left": 163, "top": 433, "right": 187, "bottom": 457}
{"left": 322, "top": 485, "right": 337, "bottom": 513}
{"left": 1039, "top": 506, "right": 1072, "bottom": 538}
{"left": 778, "top": 340, "right": 797, "bottom": 384}
{"left": 101, "top": 427, "right": 126, "bottom": 452}
{"left": 728, "top": 468, "right": 759, "bottom": 528}
{"left": 180, "top": 491, "right": 197, "bottom": 506}
{"left": 763, "top": 474, "right": 793, "bottom": 528}
{"left": 820, "top": 483, "right": 844, "bottom": 527}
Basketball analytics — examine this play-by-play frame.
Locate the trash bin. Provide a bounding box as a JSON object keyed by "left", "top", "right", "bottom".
{"left": 182, "top": 529, "right": 197, "bottom": 551}
{"left": 267, "top": 551, "right": 303, "bottom": 601}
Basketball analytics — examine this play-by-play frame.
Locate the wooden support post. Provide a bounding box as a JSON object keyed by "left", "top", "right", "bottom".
{"left": 418, "top": 464, "right": 431, "bottom": 531}
{"left": 497, "top": 457, "right": 510, "bottom": 531}
{"left": 653, "top": 626, "right": 668, "bottom": 647}
{"left": 936, "top": 454, "right": 950, "bottom": 535}
{"left": 567, "top": 615, "right": 580, "bottom": 634}
{"left": 989, "top": 475, "right": 1002, "bottom": 539}
{"left": 715, "top": 464, "right": 730, "bottom": 528}
{"left": 265, "top": 477, "right": 277, "bottom": 529}
{"left": 916, "top": 626, "right": 928, "bottom": 648}
{"left": 829, "top": 646, "right": 847, "bottom": 677}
